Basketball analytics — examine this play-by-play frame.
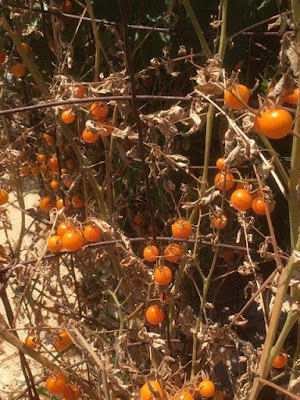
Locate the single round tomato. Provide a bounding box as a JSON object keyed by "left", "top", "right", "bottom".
{"left": 21, "top": 42, "right": 30, "bottom": 54}
{"left": 145, "top": 305, "right": 165, "bottom": 325}
{"left": 76, "top": 84, "right": 85, "bottom": 99}
{"left": 25, "top": 334, "right": 38, "bottom": 350}
{"left": 47, "top": 156, "right": 59, "bottom": 172}
{"left": 172, "top": 219, "right": 192, "bottom": 239}
{"left": 173, "top": 391, "right": 193, "bottom": 400}
{"left": 164, "top": 243, "right": 182, "bottom": 262}
{"left": 57, "top": 222, "right": 74, "bottom": 237}
{"left": 56, "top": 198, "right": 71, "bottom": 210}
{"left": 153, "top": 266, "right": 173, "bottom": 286}
{"left": 63, "top": 384, "right": 81, "bottom": 400}
{"left": 222, "top": 250, "right": 234, "bottom": 263}
{"left": 39, "top": 196, "right": 54, "bottom": 211}
{"left": 46, "top": 374, "right": 67, "bottom": 395}
{"left": 143, "top": 245, "right": 159, "bottom": 262}
{"left": 224, "top": 84, "right": 249, "bottom": 110}
{"left": 31, "top": 165, "right": 40, "bottom": 176}
{"left": 272, "top": 353, "right": 287, "bottom": 369}
{"left": 252, "top": 196, "right": 275, "bottom": 215}
{"left": 0, "top": 189, "right": 9, "bottom": 205}
{"left": 284, "top": 87, "right": 299, "bottom": 104}
{"left": 62, "top": 230, "right": 84, "bottom": 251}
{"left": 255, "top": 109, "right": 293, "bottom": 139}
{"left": 20, "top": 166, "right": 31, "bottom": 176}
{"left": 198, "top": 380, "right": 215, "bottom": 398}
{"left": 48, "top": 235, "right": 63, "bottom": 253}
{"left": 90, "top": 102, "right": 109, "bottom": 119}
{"left": 54, "top": 330, "right": 73, "bottom": 351}
{"left": 43, "top": 133, "right": 54, "bottom": 143}
{"left": 61, "top": 110, "right": 75, "bottom": 124}
{"left": 213, "top": 390, "right": 225, "bottom": 400}
{"left": 64, "top": 179, "right": 73, "bottom": 188}
{"left": 11, "top": 63, "right": 26, "bottom": 78}
{"left": 50, "top": 180, "right": 59, "bottom": 190}
{"left": 83, "top": 224, "right": 101, "bottom": 242}
{"left": 71, "top": 195, "right": 84, "bottom": 208}
{"left": 212, "top": 214, "right": 228, "bottom": 229}
{"left": 216, "top": 157, "right": 226, "bottom": 171}
{"left": 140, "top": 381, "right": 164, "bottom": 400}
{"left": 36, "top": 154, "right": 46, "bottom": 163}
{"left": 82, "top": 129, "right": 99, "bottom": 144}
{"left": 63, "top": 0, "right": 73, "bottom": 13}
{"left": 0, "top": 50, "right": 6, "bottom": 64}
{"left": 66, "top": 159, "right": 75, "bottom": 169}
{"left": 214, "top": 172, "right": 235, "bottom": 191}
{"left": 230, "top": 189, "right": 252, "bottom": 211}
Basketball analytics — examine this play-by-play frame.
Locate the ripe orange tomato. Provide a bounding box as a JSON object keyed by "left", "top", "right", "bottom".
{"left": 62, "top": 230, "right": 84, "bottom": 251}
{"left": 76, "top": 84, "right": 85, "bottom": 99}
{"left": 56, "top": 198, "right": 71, "bottom": 210}
{"left": 50, "top": 180, "right": 59, "bottom": 190}
{"left": 48, "top": 156, "right": 59, "bottom": 171}
{"left": 21, "top": 42, "right": 30, "bottom": 54}
{"left": 46, "top": 374, "right": 67, "bottom": 395}
{"left": 31, "top": 165, "right": 40, "bottom": 176}
{"left": 224, "top": 84, "right": 249, "bottom": 110}
{"left": 36, "top": 154, "right": 46, "bottom": 163}
{"left": 82, "top": 129, "right": 99, "bottom": 144}
{"left": 143, "top": 245, "right": 159, "bottom": 262}
{"left": 48, "top": 235, "right": 63, "bottom": 253}
{"left": 214, "top": 172, "right": 234, "bottom": 191}
{"left": 153, "top": 266, "right": 173, "bottom": 286}
{"left": 0, "top": 189, "right": 9, "bottom": 205}
{"left": 97, "top": 121, "right": 114, "bottom": 137}
{"left": 90, "top": 102, "right": 109, "bottom": 119}
{"left": 230, "top": 189, "right": 252, "bottom": 211}
{"left": 272, "top": 353, "right": 287, "bottom": 369}
{"left": 11, "top": 63, "right": 26, "bottom": 78}
{"left": 63, "top": 384, "right": 81, "bottom": 400}
{"left": 63, "top": 0, "right": 73, "bottom": 13}
{"left": 83, "top": 224, "right": 101, "bottom": 242}
{"left": 54, "top": 330, "right": 73, "bottom": 351}
{"left": 216, "top": 157, "right": 226, "bottom": 171}
{"left": 61, "top": 110, "right": 75, "bottom": 124}
{"left": 173, "top": 391, "right": 193, "bottom": 400}
{"left": 39, "top": 196, "right": 54, "bottom": 211}
{"left": 252, "top": 196, "right": 275, "bottom": 215}
{"left": 20, "top": 166, "right": 31, "bottom": 176}
{"left": 71, "top": 195, "right": 84, "bottom": 208}
{"left": 254, "top": 109, "right": 293, "bottom": 139}
{"left": 212, "top": 214, "right": 228, "bottom": 229}
{"left": 198, "top": 380, "right": 215, "bottom": 398}
{"left": 25, "top": 334, "right": 38, "bottom": 350}
{"left": 64, "top": 178, "right": 73, "bottom": 188}
{"left": 213, "top": 390, "right": 225, "bottom": 400}
{"left": 145, "top": 305, "right": 165, "bottom": 325}
{"left": 43, "top": 133, "right": 54, "bottom": 143}
{"left": 284, "top": 88, "right": 299, "bottom": 104}
{"left": 0, "top": 50, "right": 6, "bottom": 64}
{"left": 40, "top": 164, "right": 48, "bottom": 173}
{"left": 140, "top": 381, "right": 164, "bottom": 400}
{"left": 164, "top": 243, "right": 182, "bottom": 262}
{"left": 172, "top": 219, "right": 193, "bottom": 239}
{"left": 57, "top": 222, "right": 74, "bottom": 237}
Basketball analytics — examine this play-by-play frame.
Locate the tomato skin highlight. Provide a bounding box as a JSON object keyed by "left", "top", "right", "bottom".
{"left": 143, "top": 245, "right": 159, "bottom": 262}
{"left": 62, "top": 231, "right": 85, "bottom": 251}
{"left": 47, "top": 235, "right": 63, "bottom": 253}
{"left": 255, "top": 109, "right": 293, "bottom": 139}
{"left": 212, "top": 214, "right": 228, "bottom": 229}
{"left": 46, "top": 374, "right": 67, "bottom": 395}
{"left": 83, "top": 224, "right": 102, "bottom": 242}
{"left": 0, "top": 189, "right": 9, "bottom": 205}
{"left": 54, "top": 330, "right": 73, "bottom": 351}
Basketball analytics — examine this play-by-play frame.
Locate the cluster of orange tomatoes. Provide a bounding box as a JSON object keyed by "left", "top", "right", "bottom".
{"left": 47, "top": 221, "right": 101, "bottom": 252}
{"left": 0, "top": 42, "right": 30, "bottom": 78}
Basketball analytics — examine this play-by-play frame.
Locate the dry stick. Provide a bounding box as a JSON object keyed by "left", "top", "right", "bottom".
{"left": 0, "top": 95, "right": 191, "bottom": 117}
{"left": 1, "top": 1, "right": 170, "bottom": 32}
{"left": 118, "top": 0, "right": 156, "bottom": 242}
{"left": 256, "top": 378, "right": 300, "bottom": 400}
{"left": 86, "top": 0, "right": 100, "bottom": 82}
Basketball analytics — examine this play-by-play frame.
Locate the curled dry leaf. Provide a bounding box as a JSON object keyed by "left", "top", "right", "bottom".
{"left": 138, "top": 327, "right": 166, "bottom": 351}
{"left": 281, "top": 294, "right": 300, "bottom": 313}
{"left": 289, "top": 270, "right": 300, "bottom": 291}
{"left": 228, "top": 314, "right": 248, "bottom": 326}
{"left": 178, "top": 306, "right": 197, "bottom": 336}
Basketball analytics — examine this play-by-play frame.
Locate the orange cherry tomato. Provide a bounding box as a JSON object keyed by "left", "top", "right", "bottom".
{"left": 57, "top": 222, "right": 74, "bottom": 237}
{"left": 47, "top": 156, "right": 59, "bottom": 171}
{"left": 56, "top": 198, "right": 71, "bottom": 210}
{"left": 164, "top": 243, "right": 182, "bottom": 262}
{"left": 212, "top": 214, "right": 228, "bottom": 229}
{"left": 216, "top": 158, "right": 226, "bottom": 171}
{"left": 11, "top": 63, "right": 26, "bottom": 78}
{"left": 50, "top": 180, "right": 59, "bottom": 190}
{"left": 66, "top": 159, "right": 75, "bottom": 169}
{"left": 82, "top": 129, "right": 99, "bottom": 144}
{"left": 198, "top": 380, "right": 215, "bottom": 398}
{"left": 173, "top": 391, "right": 193, "bottom": 400}
{"left": 0, "top": 189, "right": 9, "bottom": 205}
{"left": 63, "top": 384, "right": 81, "bottom": 400}
{"left": 25, "top": 334, "right": 39, "bottom": 350}
{"left": 254, "top": 109, "right": 293, "bottom": 139}
{"left": 213, "top": 390, "right": 225, "bottom": 400}
{"left": 140, "top": 381, "right": 164, "bottom": 400}
{"left": 46, "top": 374, "right": 67, "bottom": 395}
{"left": 145, "top": 305, "right": 165, "bottom": 325}
{"left": 61, "top": 110, "right": 75, "bottom": 124}
{"left": 31, "top": 165, "right": 40, "bottom": 176}
{"left": 43, "top": 133, "right": 54, "bottom": 143}
{"left": 230, "top": 189, "right": 252, "bottom": 211}
{"left": 21, "top": 42, "right": 30, "bottom": 54}
{"left": 0, "top": 50, "right": 6, "bottom": 64}
{"left": 224, "top": 84, "right": 249, "bottom": 110}
{"left": 47, "top": 235, "right": 63, "bottom": 253}
{"left": 71, "top": 195, "right": 84, "bottom": 208}
{"left": 223, "top": 250, "right": 234, "bottom": 263}
{"left": 76, "top": 84, "right": 85, "bottom": 99}
{"left": 63, "top": 0, "right": 73, "bottom": 13}
{"left": 64, "top": 179, "right": 73, "bottom": 188}
{"left": 272, "top": 353, "right": 287, "bottom": 369}
{"left": 36, "top": 154, "right": 46, "bottom": 163}
{"left": 284, "top": 87, "right": 299, "bottom": 104}
{"left": 143, "top": 245, "right": 159, "bottom": 262}
{"left": 20, "top": 166, "right": 31, "bottom": 176}
{"left": 214, "top": 172, "right": 235, "bottom": 191}
{"left": 90, "top": 102, "right": 109, "bottom": 119}
{"left": 62, "top": 230, "right": 84, "bottom": 251}
{"left": 39, "top": 196, "right": 54, "bottom": 211}
{"left": 83, "top": 224, "right": 101, "bottom": 242}
{"left": 252, "top": 196, "right": 275, "bottom": 215}
{"left": 153, "top": 266, "right": 173, "bottom": 286}
{"left": 172, "top": 219, "right": 192, "bottom": 239}
{"left": 54, "top": 330, "right": 73, "bottom": 351}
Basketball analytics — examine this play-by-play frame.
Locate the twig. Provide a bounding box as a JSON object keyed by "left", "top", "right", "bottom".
{"left": 256, "top": 378, "right": 300, "bottom": 400}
